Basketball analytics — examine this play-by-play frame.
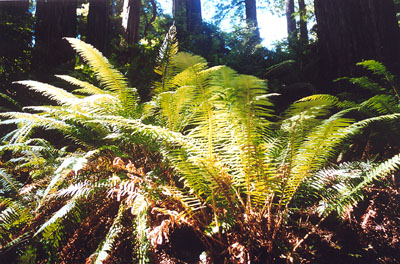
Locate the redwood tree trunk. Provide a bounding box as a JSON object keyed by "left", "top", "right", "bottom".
{"left": 187, "top": 0, "right": 202, "bottom": 32}
{"left": 35, "top": 0, "right": 76, "bottom": 68}
{"left": 87, "top": 0, "right": 110, "bottom": 53}
{"left": 285, "top": 0, "right": 296, "bottom": 45}
{"left": 314, "top": 0, "right": 400, "bottom": 84}
{"left": 245, "top": 0, "right": 260, "bottom": 42}
{"left": 298, "top": 0, "right": 308, "bottom": 45}
{"left": 245, "top": 0, "right": 260, "bottom": 40}
{"left": 125, "top": 0, "right": 141, "bottom": 44}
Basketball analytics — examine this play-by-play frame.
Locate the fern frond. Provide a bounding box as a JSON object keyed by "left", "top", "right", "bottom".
{"left": 55, "top": 75, "right": 107, "bottom": 95}
{"left": 319, "top": 154, "right": 400, "bottom": 217}
{"left": 153, "top": 24, "right": 178, "bottom": 95}
{"left": 14, "top": 80, "right": 78, "bottom": 105}
{"left": 90, "top": 204, "right": 125, "bottom": 264}
{"left": 360, "top": 94, "right": 400, "bottom": 115}
{"left": 34, "top": 199, "right": 81, "bottom": 248}
{"left": 38, "top": 156, "right": 88, "bottom": 209}
{"left": 64, "top": 38, "right": 138, "bottom": 114}
{"left": 0, "top": 169, "right": 21, "bottom": 193}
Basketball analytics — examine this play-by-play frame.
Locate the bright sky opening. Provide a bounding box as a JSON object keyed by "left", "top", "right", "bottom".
{"left": 158, "top": 0, "right": 287, "bottom": 48}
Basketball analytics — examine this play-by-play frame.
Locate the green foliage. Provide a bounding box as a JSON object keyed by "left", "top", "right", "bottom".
{"left": 1, "top": 33, "right": 400, "bottom": 263}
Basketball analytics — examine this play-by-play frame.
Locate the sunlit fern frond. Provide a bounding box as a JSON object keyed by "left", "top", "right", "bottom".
{"left": 55, "top": 75, "right": 107, "bottom": 95}
{"left": 0, "top": 197, "right": 26, "bottom": 231}
{"left": 316, "top": 153, "right": 400, "bottom": 217}
{"left": 156, "top": 87, "right": 194, "bottom": 132}
{"left": 0, "top": 93, "right": 21, "bottom": 111}
{"left": 297, "top": 94, "right": 357, "bottom": 110}
{"left": 280, "top": 114, "right": 355, "bottom": 206}
{"left": 65, "top": 37, "right": 138, "bottom": 117}
{"left": 34, "top": 199, "right": 82, "bottom": 248}
{"left": 14, "top": 80, "right": 78, "bottom": 105}
{"left": 57, "top": 180, "right": 111, "bottom": 199}
{"left": 88, "top": 204, "right": 125, "bottom": 264}
{"left": 309, "top": 161, "right": 373, "bottom": 217}
{"left": 161, "top": 185, "right": 205, "bottom": 214}
{"left": 0, "top": 169, "right": 21, "bottom": 193}
{"left": 38, "top": 155, "right": 88, "bottom": 209}
{"left": 359, "top": 94, "right": 400, "bottom": 115}
{"left": 153, "top": 24, "right": 178, "bottom": 95}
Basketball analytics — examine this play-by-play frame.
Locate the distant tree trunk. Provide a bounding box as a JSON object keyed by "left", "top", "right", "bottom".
{"left": 286, "top": 0, "right": 296, "bottom": 46}
{"left": 124, "top": 0, "right": 141, "bottom": 45}
{"left": 0, "top": 0, "right": 31, "bottom": 87}
{"left": 298, "top": 0, "right": 308, "bottom": 45}
{"left": 314, "top": 0, "right": 400, "bottom": 84}
{"left": 87, "top": 0, "right": 110, "bottom": 53}
{"left": 245, "top": 0, "right": 260, "bottom": 40}
{"left": 34, "top": 0, "right": 76, "bottom": 71}
{"left": 173, "top": 0, "right": 202, "bottom": 37}
{"left": 187, "top": 0, "right": 202, "bottom": 32}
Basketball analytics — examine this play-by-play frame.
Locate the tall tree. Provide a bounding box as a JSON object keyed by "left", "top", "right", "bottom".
{"left": 285, "top": 0, "right": 296, "bottom": 44}
{"left": 123, "top": 0, "right": 141, "bottom": 45}
{"left": 314, "top": 0, "right": 400, "bottom": 84}
{"left": 245, "top": 0, "right": 260, "bottom": 40}
{"left": 298, "top": 0, "right": 308, "bottom": 45}
{"left": 173, "top": 0, "right": 202, "bottom": 33}
{"left": 34, "top": 0, "right": 77, "bottom": 71}
{"left": 87, "top": 0, "right": 111, "bottom": 53}
{"left": 0, "top": 0, "right": 31, "bottom": 86}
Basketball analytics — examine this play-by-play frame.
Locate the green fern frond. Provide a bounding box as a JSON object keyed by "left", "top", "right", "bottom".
{"left": 90, "top": 204, "right": 125, "bottom": 264}
{"left": 34, "top": 199, "right": 81, "bottom": 248}
{"left": 153, "top": 24, "right": 179, "bottom": 95}
{"left": 319, "top": 154, "right": 400, "bottom": 217}
{"left": 360, "top": 94, "right": 400, "bottom": 115}
{"left": 55, "top": 75, "right": 107, "bottom": 95}
{"left": 14, "top": 80, "right": 78, "bottom": 105}
{"left": 0, "top": 92, "right": 21, "bottom": 110}
{"left": 64, "top": 38, "right": 138, "bottom": 114}
{"left": 296, "top": 94, "right": 357, "bottom": 110}
{"left": 38, "top": 156, "right": 88, "bottom": 209}
{"left": 0, "top": 169, "right": 21, "bottom": 193}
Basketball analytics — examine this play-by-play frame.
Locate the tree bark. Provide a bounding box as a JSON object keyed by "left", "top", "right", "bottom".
{"left": 187, "top": 0, "right": 202, "bottom": 32}
{"left": 245, "top": 0, "right": 260, "bottom": 40}
{"left": 314, "top": 0, "right": 400, "bottom": 83}
{"left": 298, "top": 0, "right": 308, "bottom": 45}
{"left": 285, "top": 0, "right": 296, "bottom": 36}
{"left": 87, "top": 0, "right": 111, "bottom": 53}
{"left": 173, "top": 0, "right": 202, "bottom": 36}
{"left": 35, "top": 0, "right": 76, "bottom": 70}
{"left": 0, "top": 0, "right": 31, "bottom": 87}
{"left": 124, "top": 0, "right": 141, "bottom": 45}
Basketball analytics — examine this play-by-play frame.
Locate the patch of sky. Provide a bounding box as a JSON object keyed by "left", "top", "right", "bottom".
{"left": 157, "top": 0, "right": 287, "bottom": 48}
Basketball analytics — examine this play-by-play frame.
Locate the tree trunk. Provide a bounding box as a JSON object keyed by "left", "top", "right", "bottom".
{"left": 0, "top": 0, "right": 31, "bottom": 89}
{"left": 173, "top": 0, "right": 202, "bottom": 32}
{"left": 87, "top": 0, "right": 111, "bottom": 53}
{"left": 245, "top": 0, "right": 260, "bottom": 40}
{"left": 314, "top": 0, "right": 400, "bottom": 84}
{"left": 187, "top": 0, "right": 202, "bottom": 32}
{"left": 286, "top": 0, "right": 296, "bottom": 45}
{"left": 124, "top": 0, "right": 141, "bottom": 45}
{"left": 298, "top": 0, "right": 308, "bottom": 45}
{"left": 34, "top": 0, "right": 76, "bottom": 70}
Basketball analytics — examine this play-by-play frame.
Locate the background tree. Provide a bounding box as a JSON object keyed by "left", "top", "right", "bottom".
{"left": 285, "top": 0, "right": 296, "bottom": 43}
{"left": 298, "top": 0, "right": 308, "bottom": 45}
{"left": 123, "top": 0, "right": 141, "bottom": 45}
{"left": 0, "top": 0, "right": 31, "bottom": 92}
{"left": 87, "top": 0, "right": 111, "bottom": 53}
{"left": 34, "top": 0, "right": 77, "bottom": 73}
{"left": 245, "top": 0, "right": 260, "bottom": 40}
{"left": 314, "top": 0, "right": 400, "bottom": 88}
{"left": 173, "top": 0, "right": 202, "bottom": 34}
